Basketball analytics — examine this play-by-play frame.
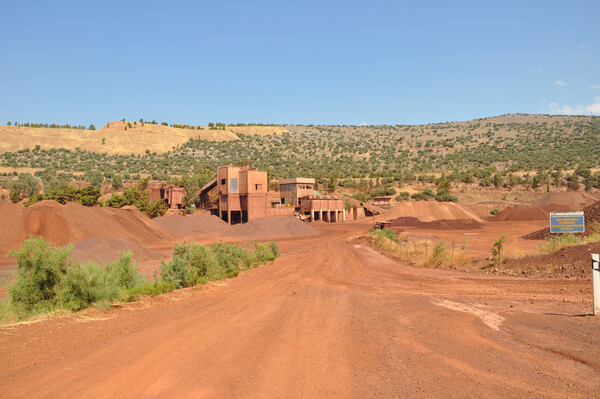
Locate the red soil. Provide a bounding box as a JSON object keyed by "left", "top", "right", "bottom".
{"left": 537, "top": 191, "right": 600, "bottom": 207}
{"left": 0, "top": 200, "right": 179, "bottom": 256}
{"left": 378, "top": 201, "right": 491, "bottom": 223}
{"left": 70, "top": 238, "right": 162, "bottom": 265}
{"left": 492, "top": 204, "right": 575, "bottom": 222}
{"left": 0, "top": 221, "right": 599, "bottom": 397}
{"left": 223, "top": 216, "right": 317, "bottom": 238}
{"left": 154, "top": 214, "right": 229, "bottom": 236}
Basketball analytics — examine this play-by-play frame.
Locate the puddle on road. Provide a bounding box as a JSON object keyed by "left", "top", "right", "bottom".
{"left": 433, "top": 299, "right": 504, "bottom": 331}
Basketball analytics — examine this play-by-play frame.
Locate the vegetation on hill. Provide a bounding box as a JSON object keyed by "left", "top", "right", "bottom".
{"left": 1, "top": 115, "right": 599, "bottom": 198}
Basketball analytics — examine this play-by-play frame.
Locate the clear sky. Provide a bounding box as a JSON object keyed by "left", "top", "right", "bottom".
{"left": 1, "top": 0, "right": 598, "bottom": 126}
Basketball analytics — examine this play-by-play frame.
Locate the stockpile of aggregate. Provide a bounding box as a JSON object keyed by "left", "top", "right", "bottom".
{"left": 70, "top": 237, "right": 162, "bottom": 265}
{"left": 154, "top": 214, "right": 229, "bottom": 236}
{"left": 0, "top": 200, "right": 179, "bottom": 256}
{"left": 223, "top": 217, "right": 317, "bottom": 238}
{"left": 491, "top": 204, "right": 574, "bottom": 222}
{"left": 522, "top": 201, "right": 600, "bottom": 240}
{"left": 380, "top": 202, "right": 490, "bottom": 223}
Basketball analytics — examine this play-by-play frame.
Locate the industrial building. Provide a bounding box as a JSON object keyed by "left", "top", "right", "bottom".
{"left": 147, "top": 183, "right": 184, "bottom": 209}
{"left": 278, "top": 178, "right": 315, "bottom": 206}
{"left": 196, "top": 165, "right": 349, "bottom": 225}
{"left": 217, "top": 165, "right": 269, "bottom": 224}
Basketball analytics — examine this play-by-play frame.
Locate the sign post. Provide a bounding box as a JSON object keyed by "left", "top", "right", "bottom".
{"left": 593, "top": 254, "right": 600, "bottom": 316}
{"left": 549, "top": 211, "right": 585, "bottom": 234}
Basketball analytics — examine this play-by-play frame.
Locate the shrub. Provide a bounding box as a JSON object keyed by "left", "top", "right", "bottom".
{"left": 489, "top": 208, "right": 500, "bottom": 216}
{"left": 124, "top": 280, "right": 175, "bottom": 302}
{"left": 56, "top": 262, "right": 120, "bottom": 310}
{"left": 8, "top": 238, "right": 72, "bottom": 310}
{"left": 106, "top": 252, "right": 144, "bottom": 289}
{"left": 371, "top": 229, "right": 398, "bottom": 244}
{"left": 395, "top": 191, "right": 410, "bottom": 201}
{"left": 539, "top": 233, "right": 580, "bottom": 254}
{"left": 434, "top": 188, "right": 458, "bottom": 202}
{"left": 160, "top": 257, "right": 189, "bottom": 289}
{"left": 7, "top": 238, "right": 138, "bottom": 312}
{"left": 430, "top": 240, "right": 449, "bottom": 265}
{"left": 490, "top": 234, "right": 508, "bottom": 265}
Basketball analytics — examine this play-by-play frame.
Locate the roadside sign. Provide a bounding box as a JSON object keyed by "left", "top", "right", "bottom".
{"left": 549, "top": 211, "right": 585, "bottom": 234}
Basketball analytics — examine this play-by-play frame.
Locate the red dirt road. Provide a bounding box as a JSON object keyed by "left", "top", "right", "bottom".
{"left": 1, "top": 221, "right": 599, "bottom": 398}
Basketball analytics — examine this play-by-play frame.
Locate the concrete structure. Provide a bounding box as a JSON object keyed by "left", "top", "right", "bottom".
{"left": 278, "top": 177, "right": 315, "bottom": 206}
{"left": 299, "top": 195, "right": 346, "bottom": 223}
{"left": 373, "top": 195, "right": 394, "bottom": 208}
{"left": 217, "top": 165, "right": 268, "bottom": 224}
{"left": 206, "top": 165, "right": 346, "bottom": 224}
{"left": 147, "top": 183, "right": 184, "bottom": 209}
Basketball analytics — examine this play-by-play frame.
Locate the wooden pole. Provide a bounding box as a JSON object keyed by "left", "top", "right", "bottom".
{"left": 593, "top": 254, "right": 600, "bottom": 316}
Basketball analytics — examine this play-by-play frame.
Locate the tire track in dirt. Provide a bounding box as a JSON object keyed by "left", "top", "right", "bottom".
{"left": 0, "top": 222, "right": 599, "bottom": 398}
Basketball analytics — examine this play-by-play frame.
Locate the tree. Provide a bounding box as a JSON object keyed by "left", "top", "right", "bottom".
{"left": 111, "top": 174, "right": 124, "bottom": 191}
{"left": 88, "top": 124, "right": 96, "bottom": 131}
{"left": 83, "top": 170, "right": 103, "bottom": 188}
{"left": 490, "top": 235, "right": 508, "bottom": 265}
{"left": 7, "top": 121, "right": 11, "bottom": 126}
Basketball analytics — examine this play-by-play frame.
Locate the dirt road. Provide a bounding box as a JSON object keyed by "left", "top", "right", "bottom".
{"left": 1, "top": 221, "right": 599, "bottom": 398}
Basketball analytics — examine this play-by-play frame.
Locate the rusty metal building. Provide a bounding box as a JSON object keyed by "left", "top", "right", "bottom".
{"left": 299, "top": 195, "right": 346, "bottom": 222}
{"left": 217, "top": 165, "right": 269, "bottom": 224}
{"left": 147, "top": 183, "right": 184, "bottom": 209}
{"left": 278, "top": 177, "right": 315, "bottom": 206}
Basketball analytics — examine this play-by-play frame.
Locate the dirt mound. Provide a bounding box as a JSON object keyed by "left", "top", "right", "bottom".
{"left": 391, "top": 216, "right": 483, "bottom": 230}
{"left": 0, "top": 200, "right": 179, "bottom": 256}
{"left": 536, "top": 192, "right": 600, "bottom": 208}
{"left": 70, "top": 238, "right": 162, "bottom": 265}
{"left": 154, "top": 214, "right": 229, "bottom": 236}
{"left": 523, "top": 200, "right": 600, "bottom": 240}
{"left": 501, "top": 241, "right": 600, "bottom": 279}
{"left": 380, "top": 202, "right": 490, "bottom": 223}
{"left": 223, "top": 217, "right": 317, "bottom": 238}
{"left": 492, "top": 204, "right": 575, "bottom": 222}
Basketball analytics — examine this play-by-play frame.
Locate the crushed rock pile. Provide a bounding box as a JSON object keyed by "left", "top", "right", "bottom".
{"left": 501, "top": 241, "right": 600, "bottom": 279}
{"left": 379, "top": 202, "right": 490, "bottom": 223}
{"left": 0, "top": 200, "right": 179, "bottom": 256}
{"left": 70, "top": 237, "right": 162, "bottom": 265}
{"left": 522, "top": 201, "right": 600, "bottom": 240}
{"left": 536, "top": 192, "right": 600, "bottom": 208}
{"left": 492, "top": 204, "right": 575, "bottom": 222}
{"left": 223, "top": 217, "right": 317, "bottom": 238}
{"left": 154, "top": 214, "right": 229, "bottom": 236}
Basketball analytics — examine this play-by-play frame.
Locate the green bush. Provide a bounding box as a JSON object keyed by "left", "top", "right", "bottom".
{"left": 434, "top": 188, "right": 458, "bottom": 202}
{"left": 124, "top": 280, "right": 175, "bottom": 302}
{"left": 7, "top": 238, "right": 139, "bottom": 312}
{"left": 395, "top": 191, "right": 410, "bottom": 201}
{"left": 371, "top": 229, "right": 397, "bottom": 243}
{"left": 106, "top": 252, "right": 144, "bottom": 289}
{"left": 56, "top": 262, "right": 120, "bottom": 310}
{"left": 539, "top": 233, "right": 581, "bottom": 254}
{"left": 489, "top": 208, "right": 500, "bottom": 216}
{"left": 160, "top": 240, "right": 280, "bottom": 286}
{"left": 8, "top": 238, "right": 71, "bottom": 310}
{"left": 490, "top": 234, "right": 508, "bottom": 265}
{"left": 3, "top": 237, "right": 280, "bottom": 320}
{"left": 430, "top": 240, "right": 449, "bottom": 265}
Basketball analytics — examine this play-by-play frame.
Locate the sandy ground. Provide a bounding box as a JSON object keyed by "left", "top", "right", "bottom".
{"left": 0, "top": 220, "right": 598, "bottom": 398}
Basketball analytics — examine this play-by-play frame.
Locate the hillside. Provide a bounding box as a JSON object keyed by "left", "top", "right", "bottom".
{"left": 0, "top": 114, "right": 598, "bottom": 182}
{"left": 0, "top": 121, "right": 289, "bottom": 155}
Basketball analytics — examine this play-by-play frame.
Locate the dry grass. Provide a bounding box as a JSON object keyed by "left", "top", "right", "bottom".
{"left": 0, "top": 121, "right": 288, "bottom": 155}
{"left": 369, "top": 230, "right": 474, "bottom": 271}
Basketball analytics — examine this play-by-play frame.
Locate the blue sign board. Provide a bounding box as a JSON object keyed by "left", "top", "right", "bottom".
{"left": 550, "top": 212, "right": 585, "bottom": 233}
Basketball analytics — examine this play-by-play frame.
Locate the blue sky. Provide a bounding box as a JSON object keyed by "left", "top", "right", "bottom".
{"left": 0, "top": 1, "right": 598, "bottom": 126}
